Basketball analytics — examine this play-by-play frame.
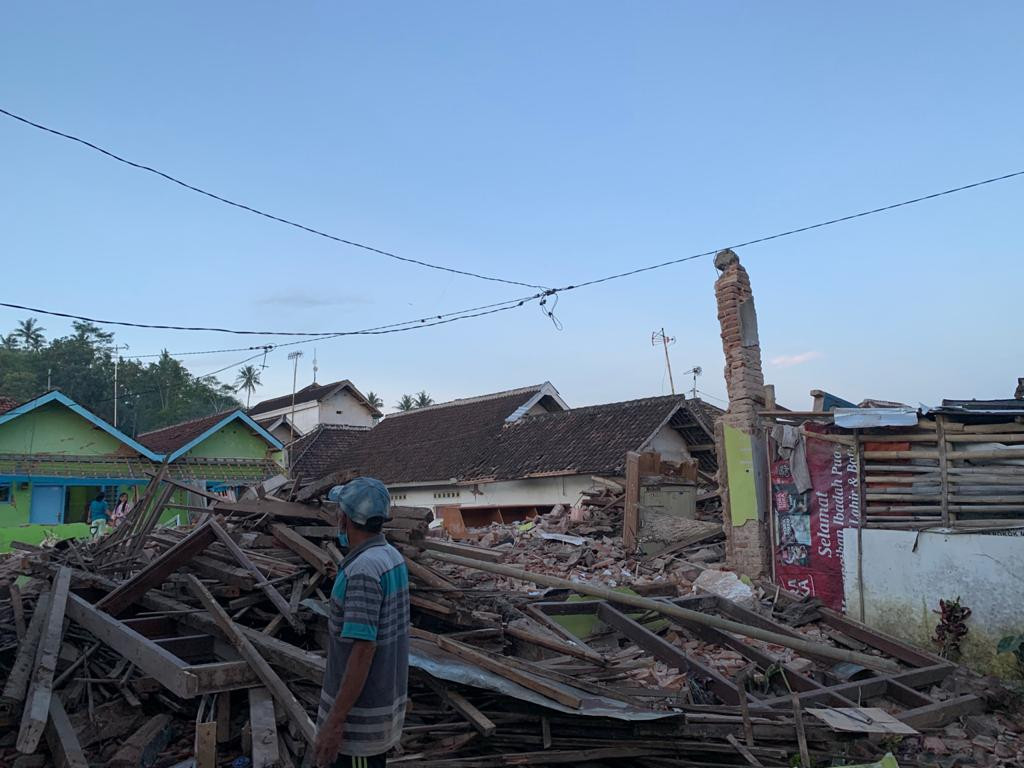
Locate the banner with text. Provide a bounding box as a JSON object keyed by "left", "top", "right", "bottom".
{"left": 772, "top": 424, "right": 861, "bottom": 610}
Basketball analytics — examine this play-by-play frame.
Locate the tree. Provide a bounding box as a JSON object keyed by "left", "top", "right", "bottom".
{"left": 234, "top": 365, "right": 262, "bottom": 409}
{"left": 414, "top": 390, "right": 434, "bottom": 408}
{"left": 1, "top": 334, "right": 20, "bottom": 351}
{"left": 395, "top": 394, "right": 416, "bottom": 412}
{"left": 365, "top": 391, "right": 384, "bottom": 410}
{"left": 14, "top": 318, "right": 45, "bottom": 351}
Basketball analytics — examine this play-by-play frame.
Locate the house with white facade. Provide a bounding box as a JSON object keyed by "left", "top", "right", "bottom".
{"left": 287, "top": 382, "right": 720, "bottom": 519}
{"left": 248, "top": 379, "right": 381, "bottom": 444}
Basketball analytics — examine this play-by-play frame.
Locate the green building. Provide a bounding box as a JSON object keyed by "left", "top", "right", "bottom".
{"left": 0, "top": 391, "right": 284, "bottom": 551}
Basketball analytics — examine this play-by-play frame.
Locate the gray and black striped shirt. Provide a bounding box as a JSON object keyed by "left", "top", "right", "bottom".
{"left": 318, "top": 536, "right": 410, "bottom": 757}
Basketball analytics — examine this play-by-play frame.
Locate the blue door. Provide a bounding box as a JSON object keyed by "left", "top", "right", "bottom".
{"left": 29, "top": 485, "right": 65, "bottom": 524}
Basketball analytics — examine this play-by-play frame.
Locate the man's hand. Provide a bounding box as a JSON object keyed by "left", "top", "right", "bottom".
{"left": 314, "top": 723, "right": 344, "bottom": 768}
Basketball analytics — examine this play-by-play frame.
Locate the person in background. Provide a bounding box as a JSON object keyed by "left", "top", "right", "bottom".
{"left": 111, "top": 492, "right": 132, "bottom": 527}
{"left": 88, "top": 491, "right": 110, "bottom": 537}
{"left": 314, "top": 477, "right": 409, "bottom": 768}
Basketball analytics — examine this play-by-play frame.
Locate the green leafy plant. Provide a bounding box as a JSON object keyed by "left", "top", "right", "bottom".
{"left": 997, "top": 634, "right": 1024, "bottom": 679}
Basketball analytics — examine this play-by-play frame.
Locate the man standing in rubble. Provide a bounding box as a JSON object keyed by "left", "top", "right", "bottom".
{"left": 315, "top": 477, "right": 410, "bottom": 768}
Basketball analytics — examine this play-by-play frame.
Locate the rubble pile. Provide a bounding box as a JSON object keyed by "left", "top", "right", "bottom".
{"left": 0, "top": 470, "right": 1021, "bottom": 768}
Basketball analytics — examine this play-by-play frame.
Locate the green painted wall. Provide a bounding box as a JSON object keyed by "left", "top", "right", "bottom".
{"left": 184, "top": 421, "right": 270, "bottom": 460}
{"left": 0, "top": 480, "right": 30, "bottom": 527}
{"left": 0, "top": 401, "right": 127, "bottom": 456}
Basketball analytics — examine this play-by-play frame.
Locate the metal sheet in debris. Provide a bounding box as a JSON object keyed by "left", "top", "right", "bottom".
{"left": 833, "top": 407, "right": 918, "bottom": 428}
{"left": 409, "top": 639, "right": 678, "bottom": 721}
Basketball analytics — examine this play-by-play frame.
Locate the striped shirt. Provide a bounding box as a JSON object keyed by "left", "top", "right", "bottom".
{"left": 318, "top": 536, "right": 410, "bottom": 757}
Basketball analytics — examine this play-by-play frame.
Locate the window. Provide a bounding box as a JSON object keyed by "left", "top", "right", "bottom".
{"left": 0, "top": 483, "right": 11, "bottom": 503}
{"left": 433, "top": 490, "right": 461, "bottom": 500}
{"left": 392, "top": 493, "right": 408, "bottom": 501}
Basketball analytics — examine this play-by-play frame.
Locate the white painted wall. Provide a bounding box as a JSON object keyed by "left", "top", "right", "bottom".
{"left": 254, "top": 388, "right": 376, "bottom": 432}
{"left": 645, "top": 425, "right": 692, "bottom": 463}
{"left": 389, "top": 475, "right": 596, "bottom": 511}
{"left": 843, "top": 528, "right": 1024, "bottom": 676}
{"left": 320, "top": 389, "right": 376, "bottom": 428}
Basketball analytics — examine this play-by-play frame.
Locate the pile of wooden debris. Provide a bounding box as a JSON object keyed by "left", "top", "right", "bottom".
{"left": 0, "top": 469, "right": 1021, "bottom": 768}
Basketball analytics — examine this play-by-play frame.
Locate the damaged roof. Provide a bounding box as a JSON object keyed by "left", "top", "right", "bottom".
{"left": 290, "top": 385, "right": 721, "bottom": 485}
{"left": 467, "top": 396, "right": 720, "bottom": 481}
{"left": 248, "top": 379, "right": 383, "bottom": 418}
{"left": 138, "top": 409, "right": 283, "bottom": 458}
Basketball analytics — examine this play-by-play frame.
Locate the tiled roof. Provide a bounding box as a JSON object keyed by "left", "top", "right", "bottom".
{"left": 467, "top": 395, "right": 715, "bottom": 481}
{"left": 287, "top": 386, "right": 721, "bottom": 485}
{"left": 0, "top": 397, "right": 18, "bottom": 414}
{"left": 137, "top": 410, "right": 237, "bottom": 454}
{"left": 289, "top": 425, "right": 370, "bottom": 480}
{"left": 249, "top": 379, "right": 382, "bottom": 418}
{"left": 348, "top": 386, "right": 548, "bottom": 484}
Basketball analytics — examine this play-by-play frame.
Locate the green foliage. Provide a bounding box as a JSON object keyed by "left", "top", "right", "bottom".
{"left": 0, "top": 317, "right": 240, "bottom": 434}
{"left": 414, "top": 390, "right": 434, "bottom": 408}
{"left": 395, "top": 394, "right": 416, "bottom": 411}
{"left": 998, "top": 634, "right": 1024, "bottom": 678}
{"left": 234, "top": 365, "right": 263, "bottom": 408}
{"left": 365, "top": 391, "right": 383, "bottom": 409}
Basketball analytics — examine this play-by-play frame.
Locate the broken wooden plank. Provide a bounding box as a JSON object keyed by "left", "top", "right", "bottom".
{"left": 45, "top": 693, "right": 88, "bottom": 768}
{"left": 726, "top": 732, "right": 764, "bottom": 768}
{"left": 17, "top": 567, "right": 72, "bottom": 754}
{"left": 0, "top": 591, "right": 51, "bottom": 718}
{"left": 896, "top": 694, "right": 985, "bottom": 729}
{"left": 419, "top": 539, "right": 507, "bottom": 563}
{"left": 184, "top": 574, "right": 317, "bottom": 748}
{"left": 270, "top": 522, "right": 333, "bottom": 574}
{"left": 195, "top": 694, "right": 218, "bottom": 768}
{"left": 248, "top": 686, "right": 282, "bottom": 768}
{"left": 65, "top": 592, "right": 199, "bottom": 698}
{"left": 109, "top": 713, "right": 174, "bottom": 768}
{"left": 433, "top": 635, "right": 582, "bottom": 710}
{"left": 9, "top": 582, "right": 26, "bottom": 640}
{"left": 96, "top": 520, "right": 217, "bottom": 616}
{"left": 427, "top": 552, "right": 901, "bottom": 672}
{"left": 209, "top": 520, "right": 303, "bottom": 633}
{"left": 446, "top": 690, "right": 496, "bottom": 738}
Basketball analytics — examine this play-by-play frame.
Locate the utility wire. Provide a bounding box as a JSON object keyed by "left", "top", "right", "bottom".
{"left": 0, "top": 106, "right": 547, "bottom": 291}
{"left": 1, "top": 168, "right": 1021, "bottom": 344}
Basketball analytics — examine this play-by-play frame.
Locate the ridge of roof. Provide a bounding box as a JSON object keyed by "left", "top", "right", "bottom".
{"left": 384, "top": 383, "right": 547, "bottom": 419}
{"left": 513, "top": 393, "right": 687, "bottom": 423}
{"left": 249, "top": 379, "right": 383, "bottom": 418}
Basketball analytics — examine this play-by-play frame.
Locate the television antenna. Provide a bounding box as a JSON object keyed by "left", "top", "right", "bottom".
{"left": 651, "top": 328, "right": 677, "bottom": 395}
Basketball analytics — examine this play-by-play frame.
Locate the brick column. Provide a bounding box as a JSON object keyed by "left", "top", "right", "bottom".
{"left": 714, "top": 249, "right": 771, "bottom": 577}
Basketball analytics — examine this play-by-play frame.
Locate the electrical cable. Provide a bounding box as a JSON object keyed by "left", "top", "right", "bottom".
{"left": 0, "top": 106, "right": 547, "bottom": 290}
{"left": 1, "top": 168, "right": 1021, "bottom": 345}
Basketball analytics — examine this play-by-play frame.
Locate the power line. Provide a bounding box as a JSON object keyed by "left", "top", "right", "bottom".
{"left": 1, "top": 168, "right": 1021, "bottom": 345}
{"left": 0, "top": 106, "right": 547, "bottom": 291}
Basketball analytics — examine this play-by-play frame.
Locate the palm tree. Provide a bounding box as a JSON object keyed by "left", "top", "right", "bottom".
{"left": 414, "top": 390, "right": 434, "bottom": 408}
{"left": 395, "top": 394, "right": 416, "bottom": 412}
{"left": 365, "top": 391, "right": 384, "bottom": 410}
{"left": 14, "top": 318, "right": 45, "bottom": 351}
{"left": 234, "top": 365, "right": 262, "bottom": 408}
{"left": 1, "top": 334, "right": 20, "bottom": 351}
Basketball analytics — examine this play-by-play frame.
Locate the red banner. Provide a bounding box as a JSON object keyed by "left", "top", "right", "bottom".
{"left": 772, "top": 424, "right": 861, "bottom": 610}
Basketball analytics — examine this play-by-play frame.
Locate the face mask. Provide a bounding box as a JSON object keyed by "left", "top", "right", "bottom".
{"left": 337, "top": 531, "right": 350, "bottom": 549}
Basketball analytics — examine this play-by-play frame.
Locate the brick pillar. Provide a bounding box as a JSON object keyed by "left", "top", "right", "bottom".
{"left": 714, "top": 249, "right": 771, "bottom": 577}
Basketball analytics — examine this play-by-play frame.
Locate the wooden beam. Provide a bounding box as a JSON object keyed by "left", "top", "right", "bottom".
{"left": 623, "top": 452, "right": 640, "bottom": 553}
{"left": 184, "top": 574, "right": 317, "bottom": 748}
{"left": 44, "top": 694, "right": 88, "bottom": 768}
{"left": 65, "top": 593, "right": 198, "bottom": 698}
{"left": 109, "top": 713, "right": 174, "bottom": 768}
{"left": 896, "top": 694, "right": 985, "bottom": 729}
{"left": 270, "top": 523, "right": 333, "bottom": 574}
{"left": 597, "top": 603, "right": 745, "bottom": 705}
{"left": 0, "top": 591, "right": 51, "bottom": 718}
{"left": 96, "top": 521, "right": 216, "bottom": 616}
{"left": 427, "top": 552, "right": 901, "bottom": 672}
{"left": 432, "top": 635, "right": 583, "bottom": 710}
{"left": 248, "top": 686, "right": 282, "bottom": 768}
{"left": 17, "top": 567, "right": 72, "bottom": 754}
{"left": 209, "top": 520, "right": 303, "bottom": 633}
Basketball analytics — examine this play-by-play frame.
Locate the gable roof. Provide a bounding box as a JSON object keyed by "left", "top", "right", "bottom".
{"left": 249, "top": 379, "right": 382, "bottom": 419}
{"left": 467, "top": 395, "right": 721, "bottom": 481}
{"left": 0, "top": 390, "right": 164, "bottom": 460}
{"left": 288, "top": 424, "right": 371, "bottom": 480}
{"left": 138, "top": 409, "right": 284, "bottom": 460}
{"left": 255, "top": 414, "right": 305, "bottom": 438}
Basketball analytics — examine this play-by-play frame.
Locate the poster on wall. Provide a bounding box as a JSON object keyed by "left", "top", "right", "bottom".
{"left": 772, "top": 423, "right": 861, "bottom": 611}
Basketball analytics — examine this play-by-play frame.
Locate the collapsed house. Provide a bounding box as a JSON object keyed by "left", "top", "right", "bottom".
{"left": 712, "top": 249, "right": 1024, "bottom": 677}
{"left": 287, "top": 383, "right": 721, "bottom": 531}
{"left": 2, "top": 468, "right": 1020, "bottom": 768}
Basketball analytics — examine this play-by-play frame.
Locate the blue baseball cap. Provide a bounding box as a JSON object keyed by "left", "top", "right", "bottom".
{"left": 327, "top": 477, "right": 391, "bottom": 524}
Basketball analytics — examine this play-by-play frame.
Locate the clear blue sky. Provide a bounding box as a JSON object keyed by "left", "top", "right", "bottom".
{"left": 2, "top": 3, "right": 1021, "bottom": 413}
